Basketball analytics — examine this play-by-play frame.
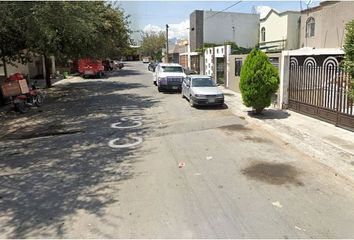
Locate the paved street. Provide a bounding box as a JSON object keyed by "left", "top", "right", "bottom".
{"left": 1, "top": 61, "right": 354, "bottom": 238}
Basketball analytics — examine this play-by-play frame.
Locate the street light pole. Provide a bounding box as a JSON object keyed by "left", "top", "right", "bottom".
{"left": 187, "top": 27, "right": 191, "bottom": 69}
{"left": 166, "top": 24, "right": 169, "bottom": 63}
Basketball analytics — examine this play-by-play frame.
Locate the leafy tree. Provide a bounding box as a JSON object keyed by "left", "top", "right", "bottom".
{"left": 0, "top": 2, "right": 33, "bottom": 76}
{"left": 140, "top": 31, "right": 166, "bottom": 61}
{"left": 224, "top": 41, "right": 253, "bottom": 54}
{"left": 343, "top": 19, "right": 354, "bottom": 99}
{"left": 0, "top": 2, "right": 131, "bottom": 87}
{"left": 239, "top": 48, "right": 279, "bottom": 114}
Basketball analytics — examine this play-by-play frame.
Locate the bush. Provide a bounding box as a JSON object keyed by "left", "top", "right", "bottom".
{"left": 344, "top": 20, "right": 354, "bottom": 99}
{"left": 239, "top": 49, "right": 279, "bottom": 114}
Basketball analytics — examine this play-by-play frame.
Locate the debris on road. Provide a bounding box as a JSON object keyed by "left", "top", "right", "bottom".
{"left": 271, "top": 201, "right": 283, "bottom": 208}
{"left": 206, "top": 156, "right": 213, "bottom": 160}
{"left": 178, "top": 162, "right": 186, "bottom": 168}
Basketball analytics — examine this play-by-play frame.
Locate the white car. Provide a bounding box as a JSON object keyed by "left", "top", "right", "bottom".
{"left": 182, "top": 75, "right": 224, "bottom": 107}
{"left": 153, "top": 63, "right": 186, "bottom": 92}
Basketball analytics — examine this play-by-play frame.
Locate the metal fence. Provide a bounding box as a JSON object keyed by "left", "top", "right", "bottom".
{"left": 289, "top": 65, "right": 354, "bottom": 131}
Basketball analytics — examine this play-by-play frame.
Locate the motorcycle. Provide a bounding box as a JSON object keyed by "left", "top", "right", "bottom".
{"left": 14, "top": 81, "right": 44, "bottom": 113}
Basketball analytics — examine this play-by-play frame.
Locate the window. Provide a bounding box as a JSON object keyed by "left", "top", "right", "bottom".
{"left": 235, "top": 58, "right": 242, "bottom": 76}
{"left": 217, "top": 49, "right": 219, "bottom": 54}
{"left": 306, "top": 17, "right": 315, "bottom": 38}
{"left": 261, "top": 27, "right": 265, "bottom": 42}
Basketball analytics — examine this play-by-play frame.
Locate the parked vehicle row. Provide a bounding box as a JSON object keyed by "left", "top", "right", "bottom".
{"left": 151, "top": 63, "right": 224, "bottom": 107}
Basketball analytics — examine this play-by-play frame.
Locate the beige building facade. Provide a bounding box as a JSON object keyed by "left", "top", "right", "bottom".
{"left": 300, "top": 1, "right": 354, "bottom": 49}
{"left": 260, "top": 10, "right": 301, "bottom": 52}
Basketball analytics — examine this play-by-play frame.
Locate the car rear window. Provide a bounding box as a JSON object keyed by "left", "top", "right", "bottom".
{"left": 192, "top": 78, "right": 216, "bottom": 87}
{"left": 161, "top": 66, "right": 183, "bottom": 73}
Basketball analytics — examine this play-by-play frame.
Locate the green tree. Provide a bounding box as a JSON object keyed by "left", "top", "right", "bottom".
{"left": 343, "top": 19, "right": 354, "bottom": 99}
{"left": 140, "top": 31, "right": 166, "bottom": 61}
{"left": 224, "top": 41, "right": 253, "bottom": 54}
{"left": 239, "top": 49, "right": 279, "bottom": 114}
{"left": 0, "top": 2, "right": 33, "bottom": 76}
{"left": 0, "top": 2, "right": 130, "bottom": 87}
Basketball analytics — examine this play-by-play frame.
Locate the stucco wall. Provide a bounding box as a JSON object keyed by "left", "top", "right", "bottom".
{"left": 203, "top": 11, "right": 259, "bottom": 48}
{"left": 189, "top": 10, "right": 204, "bottom": 52}
{"left": 286, "top": 13, "right": 301, "bottom": 50}
{"left": 260, "top": 12, "right": 288, "bottom": 44}
{"left": 300, "top": 1, "right": 354, "bottom": 48}
{"left": 260, "top": 11, "right": 300, "bottom": 51}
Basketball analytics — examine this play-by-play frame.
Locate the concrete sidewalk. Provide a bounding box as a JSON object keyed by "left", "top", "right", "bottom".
{"left": 221, "top": 87, "right": 354, "bottom": 183}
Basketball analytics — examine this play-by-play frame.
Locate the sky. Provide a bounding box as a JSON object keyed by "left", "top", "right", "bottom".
{"left": 117, "top": 0, "right": 320, "bottom": 43}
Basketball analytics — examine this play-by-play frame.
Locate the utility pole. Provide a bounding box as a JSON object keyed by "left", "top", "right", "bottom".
{"left": 166, "top": 24, "right": 169, "bottom": 63}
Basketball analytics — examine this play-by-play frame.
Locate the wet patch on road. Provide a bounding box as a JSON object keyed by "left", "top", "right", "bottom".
{"left": 242, "top": 162, "right": 304, "bottom": 186}
{"left": 218, "top": 124, "right": 250, "bottom": 132}
{"left": 243, "top": 136, "right": 273, "bottom": 144}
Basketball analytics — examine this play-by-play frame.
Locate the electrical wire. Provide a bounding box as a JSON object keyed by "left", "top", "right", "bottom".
{"left": 205, "top": 1, "right": 243, "bottom": 20}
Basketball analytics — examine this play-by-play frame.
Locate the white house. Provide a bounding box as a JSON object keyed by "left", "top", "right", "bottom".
{"left": 259, "top": 9, "right": 301, "bottom": 52}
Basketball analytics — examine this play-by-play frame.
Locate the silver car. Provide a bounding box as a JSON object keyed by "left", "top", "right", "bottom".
{"left": 181, "top": 75, "right": 224, "bottom": 107}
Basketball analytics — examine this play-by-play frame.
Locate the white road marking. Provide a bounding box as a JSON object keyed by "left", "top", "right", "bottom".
{"left": 111, "top": 121, "right": 142, "bottom": 129}
{"left": 108, "top": 136, "right": 143, "bottom": 148}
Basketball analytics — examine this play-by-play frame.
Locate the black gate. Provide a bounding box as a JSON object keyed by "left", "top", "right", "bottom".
{"left": 289, "top": 65, "right": 354, "bottom": 131}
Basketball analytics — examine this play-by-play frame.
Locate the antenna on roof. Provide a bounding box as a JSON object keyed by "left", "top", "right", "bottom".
{"left": 305, "top": 0, "right": 313, "bottom": 9}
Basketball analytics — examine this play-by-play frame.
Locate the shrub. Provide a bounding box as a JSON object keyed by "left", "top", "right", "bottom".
{"left": 343, "top": 19, "right": 354, "bottom": 99}
{"left": 239, "top": 48, "right": 279, "bottom": 114}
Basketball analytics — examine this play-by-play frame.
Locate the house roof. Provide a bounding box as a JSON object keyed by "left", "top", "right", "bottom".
{"left": 260, "top": 9, "right": 300, "bottom": 21}
{"left": 300, "top": 1, "right": 339, "bottom": 14}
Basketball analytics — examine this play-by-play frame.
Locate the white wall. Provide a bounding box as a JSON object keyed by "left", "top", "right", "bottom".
{"left": 260, "top": 11, "right": 300, "bottom": 51}
{"left": 203, "top": 12, "right": 259, "bottom": 48}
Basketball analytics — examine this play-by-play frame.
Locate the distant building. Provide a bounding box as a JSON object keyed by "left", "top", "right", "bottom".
{"left": 259, "top": 9, "right": 301, "bottom": 52}
{"left": 189, "top": 10, "right": 259, "bottom": 52}
{"left": 300, "top": 1, "right": 354, "bottom": 49}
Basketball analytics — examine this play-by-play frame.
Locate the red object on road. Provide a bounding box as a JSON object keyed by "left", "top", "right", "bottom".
{"left": 77, "top": 59, "right": 104, "bottom": 77}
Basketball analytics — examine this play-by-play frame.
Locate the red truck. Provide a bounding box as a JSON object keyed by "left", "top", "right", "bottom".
{"left": 76, "top": 59, "right": 104, "bottom": 78}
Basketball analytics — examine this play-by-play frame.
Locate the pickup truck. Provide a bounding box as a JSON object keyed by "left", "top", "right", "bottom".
{"left": 153, "top": 63, "right": 186, "bottom": 92}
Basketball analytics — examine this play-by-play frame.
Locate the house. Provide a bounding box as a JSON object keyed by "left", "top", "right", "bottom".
{"left": 259, "top": 9, "right": 301, "bottom": 52}
{"left": 188, "top": 10, "right": 259, "bottom": 73}
{"left": 300, "top": 1, "right": 354, "bottom": 49}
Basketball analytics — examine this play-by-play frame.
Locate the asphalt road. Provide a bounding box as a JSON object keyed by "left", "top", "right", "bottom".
{"left": 1, "top": 62, "right": 354, "bottom": 238}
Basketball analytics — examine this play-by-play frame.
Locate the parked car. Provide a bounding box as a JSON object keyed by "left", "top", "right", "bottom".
{"left": 77, "top": 59, "right": 104, "bottom": 78}
{"left": 181, "top": 75, "right": 224, "bottom": 107}
{"left": 153, "top": 63, "right": 186, "bottom": 92}
{"left": 142, "top": 57, "right": 150, "bottom": 63}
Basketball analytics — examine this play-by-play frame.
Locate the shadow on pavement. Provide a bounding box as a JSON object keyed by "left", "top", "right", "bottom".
{"left": 247, "top": 109, "right": 291, "bottom": 120}
{"left": 0, "top": 80, "right": 159, "bottom": 238}
{"left": 195, "top": 103, "right": 229, "bottom": 110}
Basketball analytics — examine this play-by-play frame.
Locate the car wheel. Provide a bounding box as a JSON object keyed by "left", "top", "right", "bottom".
{"left": 158, "top": 86, "right": 163, "bottom": 92}
{"left": 189, "top": 97, "right": 195, "bottom": 107}
{"left": 182, "top": 93, "right": 185, "bottom": 98}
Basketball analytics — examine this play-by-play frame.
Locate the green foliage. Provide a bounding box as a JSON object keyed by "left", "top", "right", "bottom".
{"left": 0, "top": 2, "right": 131, "bottom": 86}
{"left": 140, "top": 31, "right": 165, "bottom": 61}
{"left": 343, "top": 19, "right": 354, "bottom": 99}
{"left": 239, "top": 48, "right": 279, "bottom": 113}
{"left": 195, "top": 43, "right": 218, "bottom": 54}
{"left": 224, "top": 41, "right": 253, "bottom": 54}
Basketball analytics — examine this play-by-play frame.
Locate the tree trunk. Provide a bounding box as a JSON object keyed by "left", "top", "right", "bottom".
{"left": 44, "top": 55, "right": 52, "bottom": 88}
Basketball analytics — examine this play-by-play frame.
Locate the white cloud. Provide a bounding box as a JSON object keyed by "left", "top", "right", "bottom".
{"left": 254, "top": 6, "right": 275, "bottom": 19}
{"left": 143, "top": 24, "right": 163, "bottom": 33}
{"left": 143, "top": 19, "right": 190, "bottom": 40}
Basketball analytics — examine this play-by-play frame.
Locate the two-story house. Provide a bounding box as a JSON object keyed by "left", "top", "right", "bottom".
{"left": 300, "top": 1, "right": 354, "bottom": 49}
{"left": 259, "top": 9, "right": 301, "bottom": 52}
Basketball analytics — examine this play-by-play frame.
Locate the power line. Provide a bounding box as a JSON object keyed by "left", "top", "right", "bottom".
{"left": 205, "top": 1, "right": 243, "bottom": 20}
